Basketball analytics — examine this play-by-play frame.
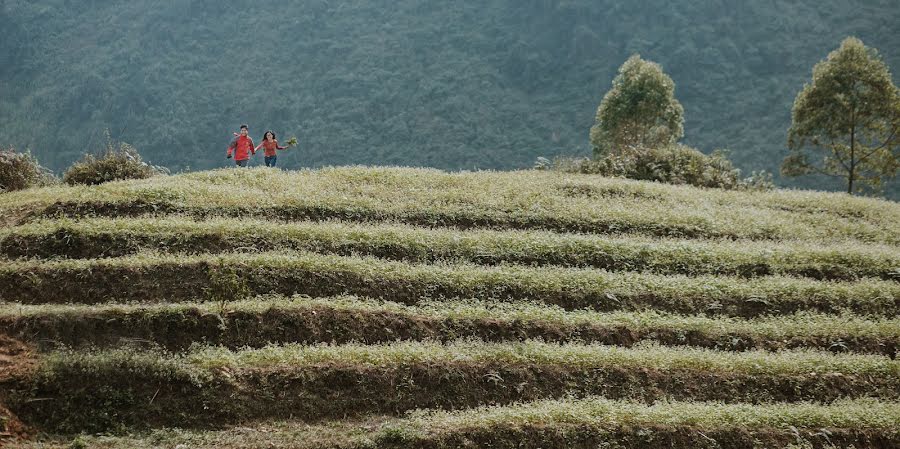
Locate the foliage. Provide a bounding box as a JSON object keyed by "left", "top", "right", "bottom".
{"left": 783, "top": 37, "right": 900, "bottom": 195}
{"left": 62, "top": 133, "right": 164, "bottom": 186}
{"left": 0, "top": 146, "right": 55, "bottom": 192}
{"left": 544, "top": 146, "right": 773, "bottom": 191}
{"left": 3, "top": 1, "right": 900, "bottom": 197}
{"left": 607, "top": 146, "right": 737, "bottom": 188}
{"left": 205, "top": 260, "right": 250, "bottom": 313}
{"left": 67, "top": 437, "right": 88, "bottom": 449}
{"left": 590, "top": 55, "right": 684, "bottom": 157}
{"left": 741, "top": 169, "right": 777, "bottom": 192}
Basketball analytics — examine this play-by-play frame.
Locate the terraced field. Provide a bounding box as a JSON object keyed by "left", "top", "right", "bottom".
{"left": 1, "top": 167, "right": 898, "bottom": 448}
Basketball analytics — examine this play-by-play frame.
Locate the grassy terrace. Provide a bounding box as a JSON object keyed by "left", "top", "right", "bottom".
{"left": 2, "top": 167, "right": 898, "bottom": 243}
{"left": 10, "top": 398, "right": 900, "bottom": 449}
{"left": 5, "top": 341, "right": 898, "bottom": 432}
{"left": 2, "top": 296, "right": 898, "bottom": 355}
{"left": 2, "top": 217, "right": 898, "bottom": 281}
{"left": 368, "top": 397, "right": 900, "bottom": 449}
{"left": 1, "top": 251, "right": 897, "bottom": 317}
{"left": 2, "top": 167, "right": 899, "bottom": 444}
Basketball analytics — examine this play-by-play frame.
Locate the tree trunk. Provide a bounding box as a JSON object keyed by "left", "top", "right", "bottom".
{"left": 848, "top": 126, "right": 856, "bottom": 194}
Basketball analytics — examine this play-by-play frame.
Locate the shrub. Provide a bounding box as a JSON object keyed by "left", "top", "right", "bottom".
{"left": 740, "top": 170, "right": 776, "bottom": 192}
{"left": 539, "top": 145, "right": 774, "bottom": 191}
{"left": 0, "top": 146, "right": 55, "bottom": 193}
{"left": 621, "top": 146, "right": 742, "bottom": 189}
{"left": 63, "top": 134, "right": 164, "bottom": 186}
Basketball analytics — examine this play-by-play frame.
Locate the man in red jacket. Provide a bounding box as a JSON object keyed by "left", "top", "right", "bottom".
{"left": 226, "top": 124, "right": 255, "bottom": 167}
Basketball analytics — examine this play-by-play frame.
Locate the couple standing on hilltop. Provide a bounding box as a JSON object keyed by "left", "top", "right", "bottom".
{"left": 227, "top": 124, "right": 294, "bottom": 168}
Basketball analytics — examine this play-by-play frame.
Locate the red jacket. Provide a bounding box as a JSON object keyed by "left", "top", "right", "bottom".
{"left": 255, "top": 139, "right": 286, "bottom": 157}
{"left": 227, "top": 135, "right": 255, "bottom": 161}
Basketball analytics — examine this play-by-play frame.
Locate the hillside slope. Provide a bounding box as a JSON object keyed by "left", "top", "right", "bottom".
{"left": 1, "top": 0, "right": 899, "bottom": 197}
{"left": 1, "top": 167, "right": 899, "bottom": 448}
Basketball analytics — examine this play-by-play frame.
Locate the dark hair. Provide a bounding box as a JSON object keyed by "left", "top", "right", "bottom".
{"left": 240, "top": 124, "right": 248, "bottom": 130}
{"left": 263, "top": 130, "right": 276, "bottom": 141}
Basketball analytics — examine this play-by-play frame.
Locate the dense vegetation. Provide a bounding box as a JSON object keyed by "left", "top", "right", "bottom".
{"left": 2, "top": 0, "right": 899, "bottom": 197}
{"left": 61, "top": 133, "right": 164, "bottom": 185}
{"left": 0, "top": 147, "right": 53, "bottom": 192}
{"left": 1, "top": 167, "right": 898, "bottom": 448}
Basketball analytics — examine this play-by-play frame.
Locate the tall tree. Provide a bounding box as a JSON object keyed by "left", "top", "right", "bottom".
{"left": 590, "top": 55, "right": 684, "bottom": 157}
{"left": 782, "top": 37, "right": 900, "bottom": 195}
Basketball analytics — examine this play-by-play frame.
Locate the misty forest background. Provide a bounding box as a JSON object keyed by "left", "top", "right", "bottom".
{"left": 1, "top": 0, "right": 899, "bottom": 197}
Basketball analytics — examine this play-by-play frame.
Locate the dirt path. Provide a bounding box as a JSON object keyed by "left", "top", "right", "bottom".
{"left": 0, "top": 205, "right": 36, "bottom": 229}
{"left": 0, "top": 335, "right": 37, "bottom": 442}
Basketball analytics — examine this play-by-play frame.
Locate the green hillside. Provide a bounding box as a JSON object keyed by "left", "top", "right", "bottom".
{"left": 2, "top": 0, "right": 899, "bottom": 197}
{"left": 1, "top": 167, "right": 899, "bottom": 448}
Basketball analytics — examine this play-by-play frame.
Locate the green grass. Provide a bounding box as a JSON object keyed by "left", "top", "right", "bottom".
{"left": 367, "top": 397, "right": 900, "bottom": 449}
{"left": 387, "top": 396, "right": 900, "bottom": 435}
{"left": 3, "top": 217, "right": 898, "bottom": 281}
{"left": 7, "top": 341, "right": 899, "bottom": 433}
{"left": 1, "top": 251, "right": 897, "bottom": 317}
{"left": 2, "top": 296, "right": 897, "bottom": 355}
{"left": 176, "top": 340, "right": 899, "bottom": 376}
{"left": 2, "top": 167, "right": 898, "bottom": 243}
{"left": 10, "top": 398, "right": 900, "bottom": 448}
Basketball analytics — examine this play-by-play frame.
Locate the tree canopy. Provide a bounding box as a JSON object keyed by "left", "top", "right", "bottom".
{"left": 783, "top": 37, "right": 900, "bottom": 194}
{"left": 590, "top": 55, "right": 684, "bottom": 157}
{"left": 2, "top": 1, "right": 899, "bottom": 197}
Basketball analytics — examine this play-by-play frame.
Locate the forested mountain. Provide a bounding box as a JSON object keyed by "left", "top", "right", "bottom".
{"left": 1, "top": 0, "right": 898, "bottom": 196}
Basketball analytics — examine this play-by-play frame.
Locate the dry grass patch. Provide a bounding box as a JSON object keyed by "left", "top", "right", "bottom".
{"left": 1, "top": 167, "right": 896, "bottom": 243}
{"left": 1, "top": 296, "right": 897, "bottom": 355}
{"left": 8, "top": 399, "right": 900, "bottom": 448}
{"left": 3, "top": 217, "right": 898, "bottom": 281}
{"left": 4, "top": 340, "right": 898, "bottom": 433}
{"left": 1, "top": 252, "right": 897, "bottom": 317}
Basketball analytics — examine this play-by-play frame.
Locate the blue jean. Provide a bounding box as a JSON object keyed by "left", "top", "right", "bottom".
{"left": 265, "top": 155, "right": 277, "bottom": 167}
{"left": 235, "top": 159, "right": 249, "bottom": 167}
